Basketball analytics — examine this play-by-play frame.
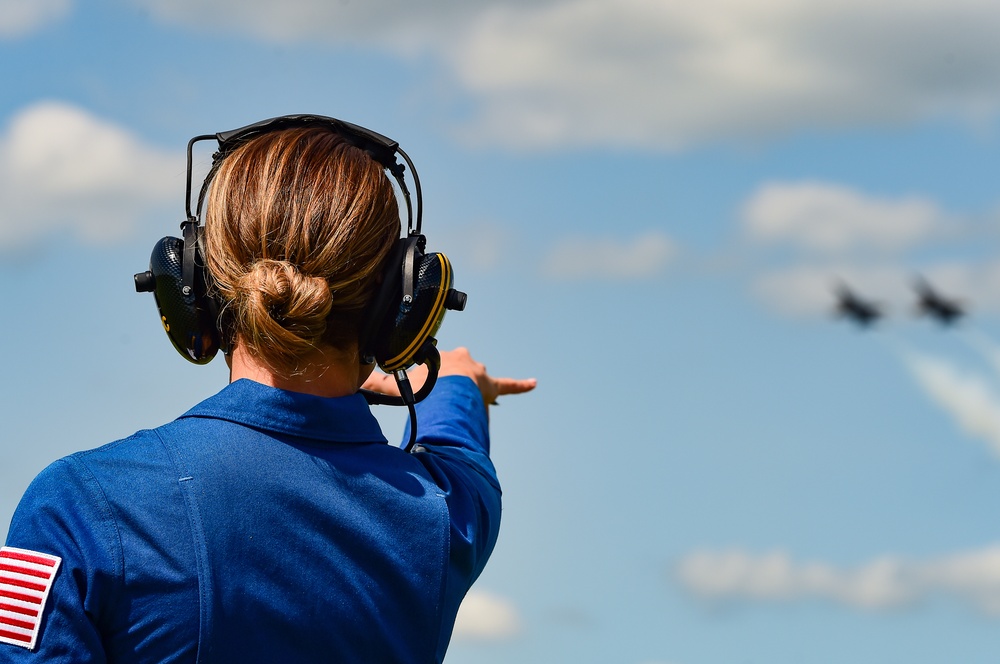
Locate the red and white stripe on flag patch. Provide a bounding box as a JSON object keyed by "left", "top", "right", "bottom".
{"left": 0, "top": 546, "right": 62, "bottom": 650}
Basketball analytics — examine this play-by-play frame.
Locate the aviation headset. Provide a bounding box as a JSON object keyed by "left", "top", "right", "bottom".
{"left": 134, "top": 114, "right": 467, "bottom": 423}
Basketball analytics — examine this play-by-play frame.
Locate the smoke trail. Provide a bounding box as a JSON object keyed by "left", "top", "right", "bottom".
{"left": 883, "top": 327, "right": 1000, "bottom": 458}
{"left": 904, "top": 353, "right": 1000, "bottom": 456}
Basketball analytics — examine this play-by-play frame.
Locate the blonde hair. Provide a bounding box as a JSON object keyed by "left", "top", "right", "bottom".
{"left": 204, "top": 126, "right": 400, "bottom": 376}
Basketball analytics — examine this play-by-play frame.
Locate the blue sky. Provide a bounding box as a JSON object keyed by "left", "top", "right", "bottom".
{"left": 4, "top": 0, "right": 1000, "bottom": 661}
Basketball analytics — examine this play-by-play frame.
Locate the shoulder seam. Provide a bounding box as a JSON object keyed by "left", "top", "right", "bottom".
{"left": 59, "top": 456, "right": 126, "bottom": 581}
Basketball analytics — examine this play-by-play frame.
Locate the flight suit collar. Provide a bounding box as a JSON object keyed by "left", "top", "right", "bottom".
{"left": 178, "top": 378, "right": 388, "bottom": 444}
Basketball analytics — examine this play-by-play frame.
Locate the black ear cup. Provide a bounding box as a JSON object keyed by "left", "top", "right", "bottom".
{"left": 371, "top": 243, "right": 467, "bottom": 372}
{"left": 134, "top": 236, "right": 221, "bottom": 364}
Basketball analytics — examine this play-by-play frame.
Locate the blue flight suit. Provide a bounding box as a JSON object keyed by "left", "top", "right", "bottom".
{"left": 1, "top": 376, "right": 500, "bottom": 663}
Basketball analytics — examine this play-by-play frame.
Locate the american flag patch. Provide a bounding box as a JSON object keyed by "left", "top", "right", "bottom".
{"left": 0, "top": 546, "right": 61, "bottom": 650}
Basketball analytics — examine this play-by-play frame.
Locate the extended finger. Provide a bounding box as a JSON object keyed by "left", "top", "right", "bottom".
{"left": 494, "top": 377, "right": 538, "bottom": 396}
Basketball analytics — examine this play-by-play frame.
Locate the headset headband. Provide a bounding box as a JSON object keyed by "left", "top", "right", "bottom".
{"left": 136, "top": 113, "right": 465, "bottom": 450}
{"left": 183, "top": 114, "right": 422, "bottom": 235}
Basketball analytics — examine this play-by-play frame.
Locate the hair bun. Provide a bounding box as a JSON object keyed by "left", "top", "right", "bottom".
{"left": 236, "top": 260, "right": 332, "bottom": 359}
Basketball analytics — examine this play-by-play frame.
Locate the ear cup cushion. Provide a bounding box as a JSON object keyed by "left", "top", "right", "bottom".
{"left": 358, "top": 238, "right": 406, "bottom": 364}
{"left": 375, "top": 251, "right": 454, "bottom": 372}
{"left": 147, "top": 236, "right": 220, "bottom": 364}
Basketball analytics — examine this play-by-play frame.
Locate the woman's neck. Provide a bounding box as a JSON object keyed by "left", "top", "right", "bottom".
{"left": 226, "top": 342, "right": 375, "bottom": 398}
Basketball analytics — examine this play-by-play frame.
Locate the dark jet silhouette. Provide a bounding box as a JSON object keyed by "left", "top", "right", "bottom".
{"left": 914, "top": 277, "right": 965, "bottom": 326}
{"left": 834, "top": 283, "right": 883, "bottom": 327}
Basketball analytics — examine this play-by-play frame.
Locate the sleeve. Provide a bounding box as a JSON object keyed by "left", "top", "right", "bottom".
{"left": 405, "top": 376, "right": 502, "bottom": 654}
{"left": 1, "top": 457, "right": 119, "bottom": 663}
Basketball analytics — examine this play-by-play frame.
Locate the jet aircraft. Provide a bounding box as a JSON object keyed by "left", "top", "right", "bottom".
{"left": 914, "top": 278, "right": 965, "bottom": 325}
{"left": 834, "top": 283, "right": 883, "bottom": 327}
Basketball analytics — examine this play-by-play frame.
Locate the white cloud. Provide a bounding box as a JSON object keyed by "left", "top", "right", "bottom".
{"left": 126, "top": 0, "right": 1000, "bottom": 151}
{"left": 451, "top": 0, "right": 1000, "bottom": 149}
{"left": 743, "top": 182, "right": 949, "bottom": 254}
{"left": 452, "top": 590, "right": 522, "bottom": 641}
{"left": 128, "top": 0, "right": 527, "bottom": 47}
{"left": 0, "top": 102, "right": 183, "bottom": 250}
{"left": 0, "top": 0, "right": 71, "bottom": 38}
{"left": 543, "top": 230, "right": 676, "bottom": 280}
{"left": 678, "top": 545, "right": 1000, "bottom": 615}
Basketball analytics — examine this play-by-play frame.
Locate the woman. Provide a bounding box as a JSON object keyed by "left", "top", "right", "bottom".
{"left": 1, "top": 120, "right": 535, "bottom": 662}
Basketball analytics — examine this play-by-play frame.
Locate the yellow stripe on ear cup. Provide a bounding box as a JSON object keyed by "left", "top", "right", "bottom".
{"left": 381, "top": 254, "right": 452, "bottom": 372}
